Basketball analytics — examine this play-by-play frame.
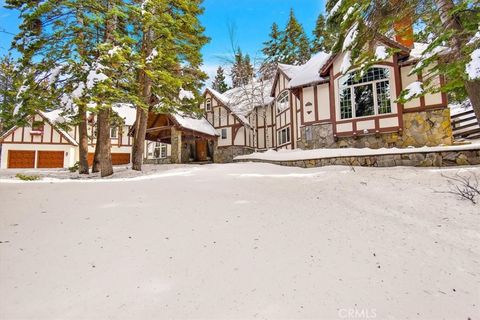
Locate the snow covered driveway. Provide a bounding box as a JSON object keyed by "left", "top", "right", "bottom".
{"left": 0, "top": 163, "right": 479, "bottom": 319}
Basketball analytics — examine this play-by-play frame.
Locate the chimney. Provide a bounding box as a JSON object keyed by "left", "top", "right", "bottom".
{"left": 393, "top": 16, "right": 414, "bottom": 49}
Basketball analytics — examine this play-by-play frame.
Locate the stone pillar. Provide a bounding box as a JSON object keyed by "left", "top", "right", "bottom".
{"left": 170, "top": 126, "right": 183, "bottom": 164}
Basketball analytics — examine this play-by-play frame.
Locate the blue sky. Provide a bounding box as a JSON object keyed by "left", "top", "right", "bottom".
{"left": 0, "top": 0, "right": 326, "bottom": 84}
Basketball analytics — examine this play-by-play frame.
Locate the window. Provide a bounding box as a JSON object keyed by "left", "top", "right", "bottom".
{"left": 148, "top": 142, "right": 167, "bottom": 159}
{"left": 278, "top": 127, "right": 290, "bottom": 145}
{"left": 206, "top": 99, "right": 212, "bottom": 111}
{"left": 221, "top": 128, "right": 227, "bottom": 140}
{"left": 276, "top": 91, "right": 289, "bottom": 112}
{"left": 32, "top": 120, "right": 44, "bottom": 132}
{"left": 110, "top": 127, "right": 118, "bottom": 138}
{"left": 339, "top": 67, "right": 392, "bottom": 119}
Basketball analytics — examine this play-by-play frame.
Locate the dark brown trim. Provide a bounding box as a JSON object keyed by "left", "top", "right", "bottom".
{"left": 403, "top": 104, "right": 447, "bottom": 113}
{"left": 329, "top": 68, "right": 337, "bottom": 137}
{"left": 393, "top": 53, "right": 405, "bottom": 131}
{"left": 21, "top": 126, "right": 25, "bottom": 142}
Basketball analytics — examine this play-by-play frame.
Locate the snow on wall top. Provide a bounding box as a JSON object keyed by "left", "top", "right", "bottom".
{"left": 288, "top": 52, "right": 332, "bottom": 88}
{"left": 172, "top": 113, "right": 218, "bottom": 137}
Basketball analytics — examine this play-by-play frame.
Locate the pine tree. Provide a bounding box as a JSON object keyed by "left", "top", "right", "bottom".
{"left": 5, "top": 0, "right": 132, "bottom": 176}
{"left": 130, "top": 0, "right": 209, "bottom": 171}
{"left": 261, "top": 22, "right": 284, "bottom": 77}
{"left": 311, "top": 13, "right": 338, "bottom": 53}
{"left": 231, "top": 49, "right": 254, "bottom": 87}
{"left": 212, "top": 67, "right": 230, "bottom": 93}
{"left": 281, "top": 9, "right": 311, "bottom": 65}
{"left": 0, "top": 55, "right": 21, "bottom": 134}
{"left": 325, "top": 0, "right": 480, "bottom": 122}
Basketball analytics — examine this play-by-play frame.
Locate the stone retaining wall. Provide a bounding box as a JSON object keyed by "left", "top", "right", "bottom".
{"left": 234, "top": 149, "right": 480, "bottom": 168}
{"left": 144, "top": 157, "right": 171, "bottom": 165}
{"left": 214, "top": 146, "right": 254, "bottom": 163}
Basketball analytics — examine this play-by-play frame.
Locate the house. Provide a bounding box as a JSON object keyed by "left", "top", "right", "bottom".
{"left": 200, "top": 35, "right": 452, "bottom": 160}
{"left": 0, "top": 104, "right": 138, "bottom": 169}
{"left": 202, "top": 83, "right": 274, "bottom": 162}
{"left": 140, "top": 111, "right": 218, "bottom": 164}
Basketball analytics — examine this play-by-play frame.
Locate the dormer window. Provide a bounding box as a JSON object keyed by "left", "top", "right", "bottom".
{"left": 339, "top": 67, "right": 392, "bottom": 119}
{"left": 276, "top": 91, "right": 289, "bottom": 112}
{"left": 206, "top": 99, "right": 212, "bottom": 111}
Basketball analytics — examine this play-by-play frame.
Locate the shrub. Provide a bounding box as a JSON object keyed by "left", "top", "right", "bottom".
{"left": 15, "top": 173, "right": 41, "bottom": 181}
{"left": 69, "top": 161, "right": 80, "bottom": 173}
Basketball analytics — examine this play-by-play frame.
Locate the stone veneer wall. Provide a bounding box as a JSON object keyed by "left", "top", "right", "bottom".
{"left": 144, "top": 157, "right": 171, "bottom": 165}
{"left": 298, "top": 108, "right": 453, "bottom": 150}
{"left": 235, "top": 149, "right": 480, "bottom": 168}
{"left": 214, "top": 146, "right": 254, "bottom": 163}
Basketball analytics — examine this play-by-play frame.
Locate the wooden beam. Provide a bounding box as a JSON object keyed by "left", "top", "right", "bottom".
{"left": 146, "top": 126, "right": 172, "bottom": 133}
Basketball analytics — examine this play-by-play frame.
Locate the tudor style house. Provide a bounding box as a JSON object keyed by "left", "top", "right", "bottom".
{"left": 200, "top": 35, "right": 452, "bottom": 161}
{"left": 0, "top": 104, "right": 139, "bottom": 169}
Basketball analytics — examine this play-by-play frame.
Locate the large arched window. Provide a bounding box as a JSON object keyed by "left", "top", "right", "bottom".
{"left": 276, "top": 90, "right": 289, "bottom": 113}
{"left": 339, "top": 67, "right": 392, "bottom": 119}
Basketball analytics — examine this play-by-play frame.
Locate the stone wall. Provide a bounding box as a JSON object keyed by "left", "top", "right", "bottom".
{"left": 299, "top": 108, "right": 453, "bottom": 150}
{"left": 170, "top": 127, "right": 182, "bottom": 164}
{"left": 214, "top": 146, "right": 254, "bottom": 163}
{"left": 298, "top": 123, "right": 335, "bottom": 149}
{"left": 235, "top": 149, "right": 480, "bottom": 168}
{"left": 144, "top": 157, "right": 171, "bottom": 165}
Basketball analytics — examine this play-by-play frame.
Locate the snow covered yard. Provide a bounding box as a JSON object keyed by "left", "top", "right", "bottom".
{"left": 0, "top": 163, "right": 479, "bottom": 320}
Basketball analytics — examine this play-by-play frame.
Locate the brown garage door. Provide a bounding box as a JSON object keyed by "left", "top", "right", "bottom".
{"left": 37, "top": 151, "right": 64, "bottom": 168}
{"left": 112, "top": 153, "right": 130, "bottom": 165}
{"left": 87, "top": 153, "right": 130, "bottom": 166}
{"left": 8, "top": 150, "right": 35, "bottom": 168}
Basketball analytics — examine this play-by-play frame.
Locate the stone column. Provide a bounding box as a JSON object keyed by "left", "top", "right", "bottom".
{"left": 170, "top": 126, "right": 183, "bottom": 164}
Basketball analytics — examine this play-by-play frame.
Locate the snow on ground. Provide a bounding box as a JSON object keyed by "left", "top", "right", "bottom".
{"left": 235, "top": 140, "right": 480, "bottom": 162}
{"left": 0, "top": 163, "right": 479, "bottom": 319}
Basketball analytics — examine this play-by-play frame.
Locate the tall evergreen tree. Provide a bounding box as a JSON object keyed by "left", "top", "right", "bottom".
{"left": 0, "top": 55, "right": 21, "bottom": 134}
{"left": 325, "top": 0, "right": 480, "bottom": 122}
{"left": 281, "top": 9, "right": 311, "bottom": 65}
{"left": 130, "top": 0, "right": 209, "bottom": 171}
{"left": 212, "top": 66, "right": 230, "bottom": 93}
{"left": 231, "top": 49, "right": 254, "bottom": 87}
{"left": 261, "top": 22, "right": 284, "bottom": 76}
{"left": 311, "top": 13, "right": 337, "bottom": 53}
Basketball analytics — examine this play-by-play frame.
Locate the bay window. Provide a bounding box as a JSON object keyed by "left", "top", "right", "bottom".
{"left": 339, "top": 67, "right": 392, "bottom": 119}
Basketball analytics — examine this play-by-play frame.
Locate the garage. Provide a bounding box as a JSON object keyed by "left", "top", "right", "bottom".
{"left": 37, "top": 151, "right": 64, "bottom": 168}
{"left": 88, "top": 153, "right": 131, "bottom": 166}
{"left": 8, "top": 150, "right": 36, "bottom": 168}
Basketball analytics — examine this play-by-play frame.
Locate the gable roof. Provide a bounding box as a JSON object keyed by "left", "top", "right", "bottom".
{"left": 288, "top": 52, "right": 332, "bottom": 89}
{"left": 205, "top": 80, "right": 274, "bottom": 124}
{"left": 0, "top": 110, "right": 78, "bottom": 146}
{"left": 171, "top": 112, "right": 218, "bottom": 137}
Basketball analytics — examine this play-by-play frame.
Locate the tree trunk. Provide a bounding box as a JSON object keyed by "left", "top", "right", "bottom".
{"left": 131, "top": 106, "right": 148, "bottom": 171}
{"left": 92, "top": 114, "right": 101, "bottom": 173}
{"left": 132, "top": 30, "right": 153, "bottom": 171}
{"left": 435, "top": 0, "right": 480, "bottom": 122}
{"left": 92, "top": 0, "right": 116, "bottom": 176}
{"left": 78, "top": 104, "right": 89, "bottom": 174}
{"left": 97, "top": 108, "right": 113, "bottom": 177}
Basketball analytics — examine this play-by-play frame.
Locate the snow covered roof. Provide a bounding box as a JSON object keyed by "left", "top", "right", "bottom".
{"left": 38, "top": 110, "right": 78, "bottom": 146}
{"left": 172, "top": 113, "right": 218, "bottom": 137}
{"left": 287, "top": 52, "right": 332, "bottom": 89}
{"left": 206, "top": 80, "right": 274, "bottom": 123}
{"left": 112, "top": 103, "right": 136, "bottom": 126}
{"left": 278, "top": 63, "right": 302, "bottom": 79}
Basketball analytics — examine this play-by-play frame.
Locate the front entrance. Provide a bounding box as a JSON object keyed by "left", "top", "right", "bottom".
{"left": 195, "top": 140, "right": 208, "bottom": 161}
